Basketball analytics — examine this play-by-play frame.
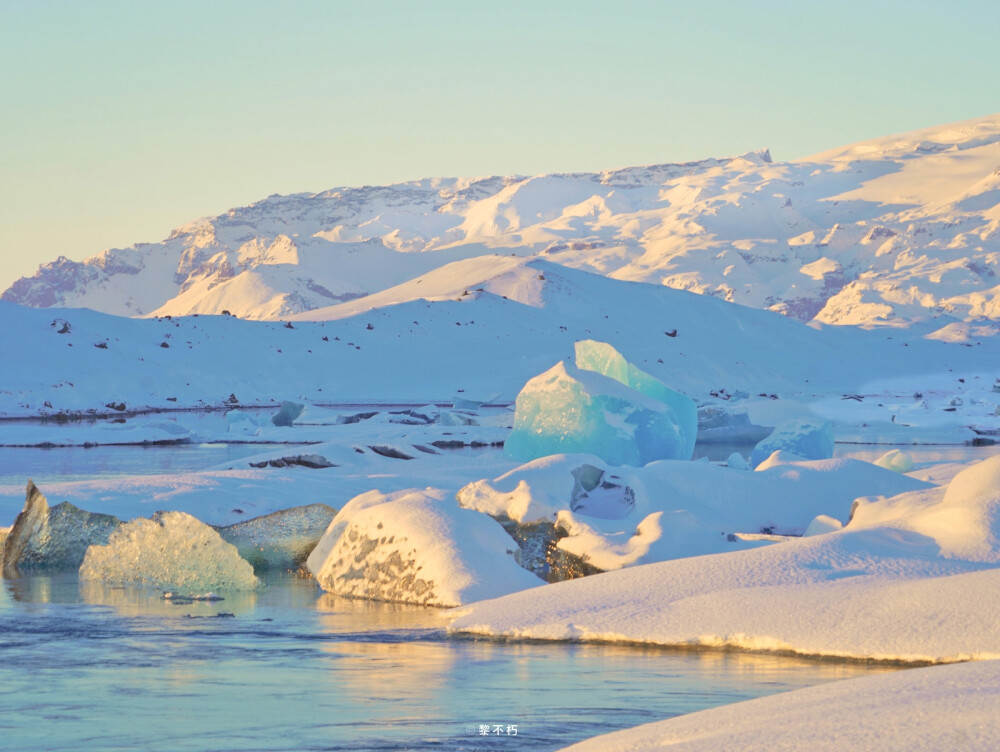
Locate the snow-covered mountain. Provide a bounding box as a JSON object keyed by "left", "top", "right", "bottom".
{"left": 5, "top": 114, "right": 1000, "bottom": 327}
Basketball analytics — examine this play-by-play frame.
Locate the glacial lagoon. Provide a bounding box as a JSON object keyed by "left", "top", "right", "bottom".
{"left": 0, "top": 571, "right": 895, "bottom": 752}
{"left": 2, "top": 436, "right": 996, "bottom": 750}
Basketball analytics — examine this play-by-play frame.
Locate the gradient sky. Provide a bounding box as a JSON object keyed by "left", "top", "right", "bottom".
{"left": 1, "top": 0, "right": 998, "bottom": 290}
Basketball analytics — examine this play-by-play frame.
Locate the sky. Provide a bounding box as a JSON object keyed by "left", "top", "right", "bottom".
{"left": 1, "top": 0, "right": 998, "bottom": 290}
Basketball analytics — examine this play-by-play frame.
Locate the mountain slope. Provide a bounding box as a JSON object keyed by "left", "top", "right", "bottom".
{"left": 5, "top": 114, "right": 1000, "bottom": 327}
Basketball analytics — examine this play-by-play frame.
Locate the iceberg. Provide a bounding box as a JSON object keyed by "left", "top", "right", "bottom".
{"left": 2, "top": 481, "right": 121, "bottom": 576}
{"left": 80, "top": 511, "right": 260, "bottom": 592}
{"left": 306, "top": 488, "right": 543, "bottom": 607}
{"left": 574, "top": 340, "right": 697, "bottom": 459}
{"left": 749, "top": 417, "right": 834, "bottom": 468}
{"left": 216, "top": 503, "right": 337, "bottom": 571}
{"left": 505, "top": 359, "right": 690, "bottom": 467}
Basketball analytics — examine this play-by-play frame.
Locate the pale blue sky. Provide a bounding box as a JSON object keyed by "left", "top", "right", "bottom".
{"left": 1, "top": 0, "right": 998, "bottom": 289}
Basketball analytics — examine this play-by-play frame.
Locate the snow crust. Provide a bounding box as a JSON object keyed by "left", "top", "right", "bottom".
{"left": 80, "top": 511, "right": 260, "bottom": 592}
{"left": 306, "top": 488, "right": 542, "bottom": 607}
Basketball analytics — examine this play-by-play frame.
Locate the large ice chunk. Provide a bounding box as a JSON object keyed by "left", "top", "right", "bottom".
{"left": 216, "top": 503, "right": 337, "bottom": 571}
{"left": 505, "top": 360, "right": 689, "bottom": 466}
{"left": 2, "top": 481, "right": 121, "bottom": 576}
{"left": 80, "top": 511, "right": 260, "bottom": 592}
{"left": 574, "top": 340, "right": 697, "bottom": 459}
{"left": 750, "top": 417, "right": 834, "bottom": 469}
{"left": 306, "top": 488, "right": 543, "bottom": 607}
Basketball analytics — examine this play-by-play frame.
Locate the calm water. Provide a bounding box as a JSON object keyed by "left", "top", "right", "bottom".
{"left": 0, "top": 572, "right": 893, "bottom": 752}
{"left": 0, "top": 442, "right": 304, "bottom": 487}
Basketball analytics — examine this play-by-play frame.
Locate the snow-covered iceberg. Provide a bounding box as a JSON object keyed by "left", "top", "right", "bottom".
{"left": 2, "top": 481, "right": 121, "bottom": 576}
{"left": 216, "top": 503, "right": 337, "bottom": 571}
{"left": 749, "top": 417, "right": 834, "bottom": 468}
{"left": 505, "top": 342, "right": 694, "bottom": 467}
{"left": 80, "top": 511, "right": 260, "bottom": 592}
{"left": 306, "top": 488, "right": 543, "bottom": 606}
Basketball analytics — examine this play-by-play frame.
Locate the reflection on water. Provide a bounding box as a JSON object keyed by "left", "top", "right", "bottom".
{"left": 0, "top": 572, "right": 897, "bottom": 752}
{"left": 0, "top": 442, "right": 308, "bottom": 487}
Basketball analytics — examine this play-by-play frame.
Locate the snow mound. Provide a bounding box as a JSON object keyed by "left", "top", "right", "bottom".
{"left": 750, "top": 418, "right": 833, "bottom": 468}
{"left": 80, "top": 511, "right": 260, "bottom": 592}
{"left": 849, "top": 454, "right": 1000, "bottom": 562}
{"left": 2, "top": 481, "right": 121, "bottom": 575}
{"left": 505, "top": 354, "right": 689, "bottom": 466}
{"left": 216, "top": 503, "right": 337, "bottom": 571}
{"left": 305, "top": 488, "right": 543, "bottom": 607}
{"left": 557, "top": 661, "right": 1000, "bottom": 752}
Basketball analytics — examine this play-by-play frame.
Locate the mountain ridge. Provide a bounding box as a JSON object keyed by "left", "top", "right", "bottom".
{"left": 5, "top": 114, "right": 1000, "bottom": 327}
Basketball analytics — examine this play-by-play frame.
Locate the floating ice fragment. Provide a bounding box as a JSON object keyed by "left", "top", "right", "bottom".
{"left": 80, "top": 511, "right": 260, "bottom": 592}
{"left": 2, "top": 481, "right": 121, "bottom": 576}
{"left": 750, "top": 418, "right": 834, "bottom": 469}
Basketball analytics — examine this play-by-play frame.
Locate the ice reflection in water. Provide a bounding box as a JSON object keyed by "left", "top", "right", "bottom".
{"left": 0, "top": 572, "right": 896, "bottom": 751}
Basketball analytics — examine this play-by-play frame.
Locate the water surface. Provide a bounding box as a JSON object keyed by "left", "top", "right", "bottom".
{"left": 0, "top": 572, "right": 894, "bottom": 752}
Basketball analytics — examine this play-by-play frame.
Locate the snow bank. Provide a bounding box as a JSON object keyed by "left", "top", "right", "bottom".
{"left": 306, "top": 488, "right": 543, "bottom": 607}
{"left": 449, "top": 456, "right": 1000, "bottom": 663}
{"left": 80, "top": 511, "right": 260, "bottom": 592}
{"left": 557, "top": 660, "right": 1000, "bottom": 752}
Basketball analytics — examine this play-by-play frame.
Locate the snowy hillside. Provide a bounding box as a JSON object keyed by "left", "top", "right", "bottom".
{"left": 5, "top": 114, "right": 1000, "bottom": 328}
{"left": 2, "top": 257, "right": 998, "bottom": 430}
